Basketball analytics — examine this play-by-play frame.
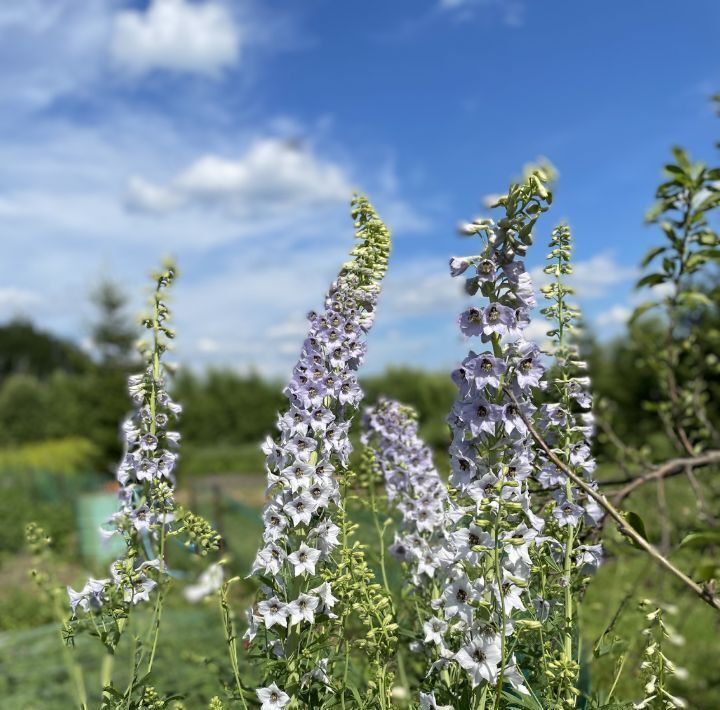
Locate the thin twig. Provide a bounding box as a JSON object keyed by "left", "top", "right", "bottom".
{"left": 505, "top": 388, "right": 720, "bottom": 613}
{"left": 607, "top": 450, "right": 720, "bottom": 503}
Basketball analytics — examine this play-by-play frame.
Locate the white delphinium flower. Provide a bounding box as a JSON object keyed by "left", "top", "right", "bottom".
{"left": 454, "top": 634, "right": 503, "bottom": 687}
{"left": 287, "top": 543, "right": 321, "bottom": 577}
{"left": 183, "top": 563, "right": 224, "bottom": 603}
{"left": 256, "top": 683, "right": 290, "bottom": 710}
{"left": 286, "top": 593, "right": 320, "bottom": 626}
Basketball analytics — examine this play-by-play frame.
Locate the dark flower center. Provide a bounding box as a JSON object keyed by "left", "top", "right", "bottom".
{"left": 456, "top": 588, "right": 468, "bottom": 602}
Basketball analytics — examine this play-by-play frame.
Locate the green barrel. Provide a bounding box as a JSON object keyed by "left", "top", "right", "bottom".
{"left": 77, "top": 492, "right": 124, "bottom": 564}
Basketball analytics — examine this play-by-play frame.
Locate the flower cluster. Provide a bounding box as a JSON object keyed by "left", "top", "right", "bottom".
{"left": 635, "top": 602, "right": 687, "bottom": 709}
{"left": 246, "top": 195, "right": 391, "bottom": 704}
{"left": 538, "top": 224, "right": 603, "bottom": 539}
{"left": 509, "top": 222, "right": 605, "bottom": 705}
{"left": 361, "top": 398, "right": 448, "bottom": 589}
{"left": 65, "top": 263, "right": 220, "bottom": 708}
{"left": 419, "top": 170, "right": 553, "bottom": 707}
{"left": 68, "top": 263, "right": 183, "bottom": 620}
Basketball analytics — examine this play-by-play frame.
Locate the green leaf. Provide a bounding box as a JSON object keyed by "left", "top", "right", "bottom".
{"left": 623, "top": 511, "right": 648, "bottom": 548}
{"left": 641, "top": 246, "right": 667, "bottom": 267}
{"left": 680, "top": 531, "right": 720, "bottom": 548}
{"left": 671, "top": 146, "right": 692, "bottom": 171}
{"left": 636, "top": 273, "right": 666, "bottom": 288}
{"left": 629, "top": 301, "right": 660, "bottom": 324}
{"left": 678, "top": 291, "right": 712, "bottom": 308}
{"left": 698, "top": 231, "right": 719, "bottom": 246}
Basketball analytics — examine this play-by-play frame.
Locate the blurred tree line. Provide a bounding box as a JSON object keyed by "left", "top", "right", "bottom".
{"left": 0, "top": 276, "right": 717, "bottom": 477}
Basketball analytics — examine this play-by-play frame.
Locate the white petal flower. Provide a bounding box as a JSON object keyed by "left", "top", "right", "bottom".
{"left": 256, "top": 682, "right": 290, "bottom": 710}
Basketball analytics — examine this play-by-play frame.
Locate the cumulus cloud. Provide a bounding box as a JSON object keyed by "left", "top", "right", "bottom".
{"left": 531, "top": 253, "right": 637, "bottom": 300}
{"left": 112, "top": 0, "right": 240, "bottom": 76}
{"left": 125, "top": 138, "right": 353, "bottom": 216}
{"left": 595, "top": 304, "right": 631, "bottom": 328}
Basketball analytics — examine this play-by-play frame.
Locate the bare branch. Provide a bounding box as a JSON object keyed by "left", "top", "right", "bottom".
{"left": 505, "top": 388, "right": 720, "bottom": 613}
{"left": 607, "top": 451, "right": 720, "bottom": 503}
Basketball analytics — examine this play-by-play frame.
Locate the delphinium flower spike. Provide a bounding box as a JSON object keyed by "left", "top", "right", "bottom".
{"left": 529, "top": 222, "right": 603, "bottom": 705}
{"left": 66, "top": 261, "right": 220, "bottom": 704}
{"left": 420, "top": 169, "right": 553, "bottom": 708}
{"left": 361, "top": 398, "right": 449, "bottom": 592}
{"left": 246, "top": 195, "right": 392, "bottom": 708}
{"left": 635, "top": 601, "right": 687, "bottom": 709}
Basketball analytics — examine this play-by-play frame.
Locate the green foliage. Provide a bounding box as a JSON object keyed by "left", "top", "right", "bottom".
{"left": 0, "top": 437, "right": 101, "bottom": 476}
{"left": 173, "top": 369, "right": 284, "bottom": 448}
{"left": 179, "top": 443, "right": 265, "bottom": 477}
{"left": 631, "top": 140, "right": 720, "bottom": 454}
{"left": 0, "top": 319, "right": 93, "bottom": 380}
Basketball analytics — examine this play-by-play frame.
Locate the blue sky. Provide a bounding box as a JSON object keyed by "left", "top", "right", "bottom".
{"left": 0, "top": 0, "right": 718, "bottom": 376}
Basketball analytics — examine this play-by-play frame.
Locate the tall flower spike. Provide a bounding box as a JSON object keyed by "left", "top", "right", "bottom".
{"left": 361, "top": 398, "right": 449, "bottom": 591}
{"left": 68, "top": 263, "right": 182, "bottom": 618}
{"left": 246, "top": 195, "right": 391, "bottom": 708}
{"left": 534, "top": 222, "right": 603, "bottom": 706}
{"left": 67, "top": 261, "right": 220, "bottom": 695}
{"left": 421, "top": 170, "right": 553, "bottom": 708}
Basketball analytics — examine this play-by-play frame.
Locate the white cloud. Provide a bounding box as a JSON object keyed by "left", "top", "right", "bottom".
{"left": 267, "top": 316, "right": 312, "bottom": 340}
{"left": 0, "top": 287, "right": 42, "bottom": 312}
{"left": 595, "top": 305, "right": 631, "bottom": 328}
{"left": 381, "top": 262, "right": 468, "bottom": 316}
{"left": 439, "top": 0, "right": 525, "bottom": 27}
{"left": 0, "top": 1, "right": 113, "bottom": 110}
{"left": 126, "top": 138, "right": 353, "bottom": 216}
{"left": 112, "top": 0, "right": 240, "bottom": 76}
{"left": 531, "top": 252, "right": 637, "bottom": 300}
{"left": 196, "top": 337, "right": 221, "bottom": 354}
